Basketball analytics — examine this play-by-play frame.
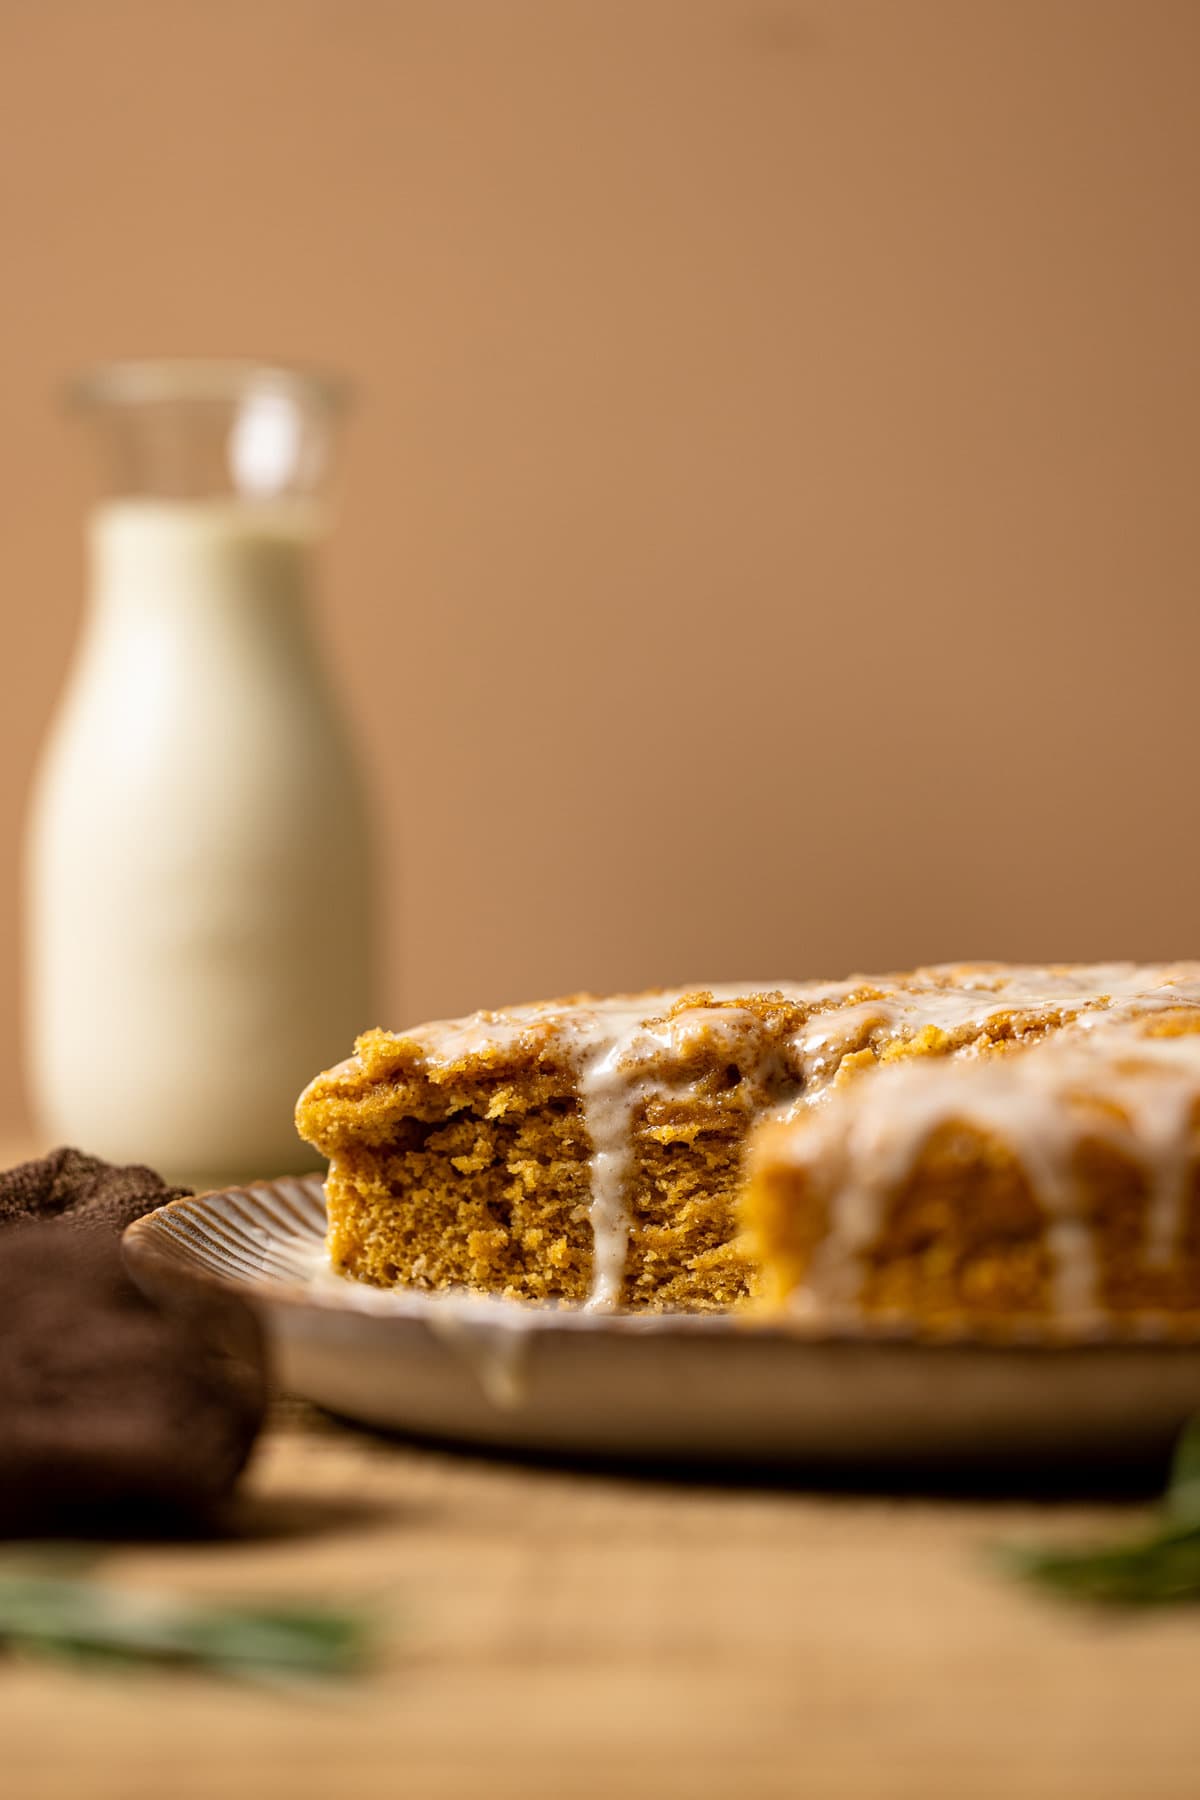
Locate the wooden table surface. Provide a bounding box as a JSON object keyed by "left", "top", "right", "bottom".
{"left": 4, "top": 1396, "right": 1200, "bottom": 1800}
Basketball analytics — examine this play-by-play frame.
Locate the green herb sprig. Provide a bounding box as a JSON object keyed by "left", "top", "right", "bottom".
{"left": 0, "top": 1564, "right": 376, "bottom": 1683}
{"left": 1006, "top": 1415, "right": 1200, "bottom": 1606}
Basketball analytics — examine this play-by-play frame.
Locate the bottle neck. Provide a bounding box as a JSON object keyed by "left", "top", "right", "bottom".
{"left": 86, "top": 498, "right": 324, "bottom": 634}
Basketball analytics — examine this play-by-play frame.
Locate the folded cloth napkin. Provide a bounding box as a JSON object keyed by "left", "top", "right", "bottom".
{"left": 0, "top": 1151, "right": 267, "bottom": 1535}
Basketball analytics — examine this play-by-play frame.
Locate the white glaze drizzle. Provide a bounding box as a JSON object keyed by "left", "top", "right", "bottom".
{"left": 577, "top": 1032, "right": 642, "bottom": 1311}
{"left": 1117, "top": 1060, "right": 1197, "bottom": 1267}
{"left": 424, "top": 1301, "right": 535, "bottom": 1409}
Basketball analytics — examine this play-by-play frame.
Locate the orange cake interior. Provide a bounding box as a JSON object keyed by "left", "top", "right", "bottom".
{"left": 295, "top": 963, "right": 1200, "bottom": 1322}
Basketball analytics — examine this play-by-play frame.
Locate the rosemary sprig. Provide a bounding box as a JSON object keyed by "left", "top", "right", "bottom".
{"left": 1005, "top": 1415, "right": 1200, "bottom": 1606}
{"left": 0, "top": 1567, "right": 376, "bottom": 1682}
{"left": 1163, "top": 1409, "right": 1200, "bottom": 1526}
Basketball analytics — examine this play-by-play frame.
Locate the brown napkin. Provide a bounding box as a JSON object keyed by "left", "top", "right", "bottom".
{"left": 0, "top": 1150, "right": 267, "bottom": 1535}
{"left": 0, "top": 1145, "right": 190, "bottom": 1235}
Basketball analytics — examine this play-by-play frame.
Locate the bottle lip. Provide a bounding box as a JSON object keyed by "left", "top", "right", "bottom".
{"left": 65, "top": 359, "right": 351, "bottom": 416}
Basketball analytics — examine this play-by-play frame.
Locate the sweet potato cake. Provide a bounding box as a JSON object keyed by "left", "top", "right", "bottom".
{"left": 296, "top": 963, "right": 1200, "bottom": 1321}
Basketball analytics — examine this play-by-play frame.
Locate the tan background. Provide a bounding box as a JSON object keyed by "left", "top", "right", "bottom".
{"left": 2, "top": 0, "right": 1199, "bottom": 1135}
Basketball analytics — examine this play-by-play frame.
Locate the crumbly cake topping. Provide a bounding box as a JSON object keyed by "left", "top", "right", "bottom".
{"left": 298, "top": 962, "right": 1200, "bottom": 1311}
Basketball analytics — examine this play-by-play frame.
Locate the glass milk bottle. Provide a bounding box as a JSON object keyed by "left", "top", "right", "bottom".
{"left": 25, "top": 361, "right": 374, "bottom": 1189}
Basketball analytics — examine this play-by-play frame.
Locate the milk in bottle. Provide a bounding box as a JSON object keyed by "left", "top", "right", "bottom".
{"left": 25, "top": 364, "right": 374, "bottom": 1188}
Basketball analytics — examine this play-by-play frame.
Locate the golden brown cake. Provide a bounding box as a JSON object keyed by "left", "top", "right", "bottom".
{"left": 742, "top": 1016, "right": 1200, "bottom": 1333}
{"left": 295, "top": 962, "right": 1200, "bottom": 1317}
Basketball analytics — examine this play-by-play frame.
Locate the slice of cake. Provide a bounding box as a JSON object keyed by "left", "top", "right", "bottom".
{"left": 742, "top": 1015, "right": 1200, "bottom": 1332}
{"left": 295, "top": 963, "right": 1200, "bottom": 1313}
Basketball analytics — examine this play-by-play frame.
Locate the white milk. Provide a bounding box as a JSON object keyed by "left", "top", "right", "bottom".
{"left": 25, "top": 499, "right": 374, "bottom": 1187}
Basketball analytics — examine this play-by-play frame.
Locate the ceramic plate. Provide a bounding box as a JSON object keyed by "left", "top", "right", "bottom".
{"left": 122, "top": 1176, "right": 1200, "bottom": 1469}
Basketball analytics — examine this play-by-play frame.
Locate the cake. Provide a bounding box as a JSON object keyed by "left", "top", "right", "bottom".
{"left": 295, "top": 963, "right": 1200, "bottom": 1322}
